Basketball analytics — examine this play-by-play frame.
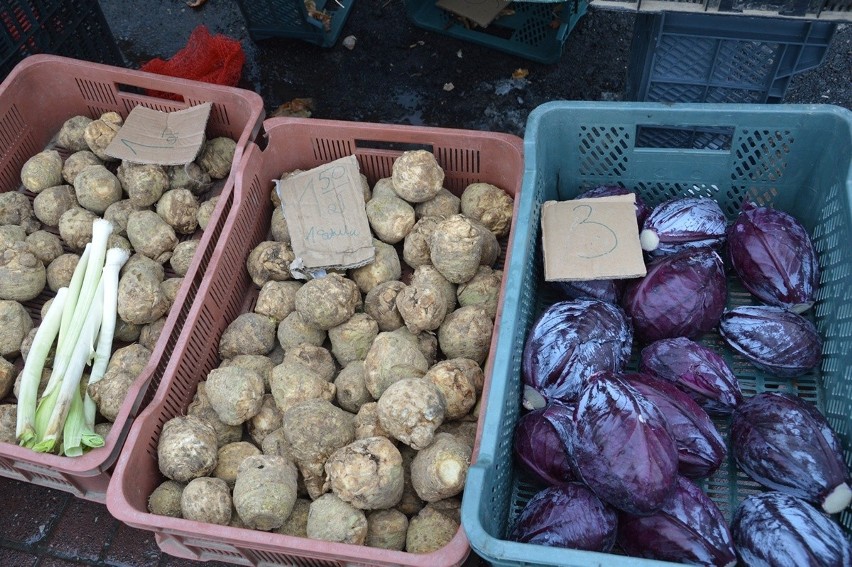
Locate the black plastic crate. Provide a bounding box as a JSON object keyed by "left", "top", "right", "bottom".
{"left": 235, "top": 0, "right": 355, "bottom": 48}
{"left": 1, "top": 0, "right": 124, "bottom": 79}
{"left": 627, "top": 12, "right": 837, "bottom": 103}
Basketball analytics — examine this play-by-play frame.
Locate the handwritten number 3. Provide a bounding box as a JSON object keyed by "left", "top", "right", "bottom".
{"left": 572, "top": 205, "right": 618, "bottom": 259}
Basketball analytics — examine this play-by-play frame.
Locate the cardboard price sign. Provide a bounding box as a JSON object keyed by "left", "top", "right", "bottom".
{"left": 105, "top": 103, "right": 211, "bottom": 165}
{"left": 277, "top": 155, "right": 374, "bottom": 274}
{"left": 542, "top": 194, "right": 646, "bottom": 281}
{"left": 436, "top": 0, "right": 511, "bottom": 28}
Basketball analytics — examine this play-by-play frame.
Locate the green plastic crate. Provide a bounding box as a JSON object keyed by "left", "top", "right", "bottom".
{"left": 403, "top": 0, "right": 588, "bottom": 64}
{"left": 461, "top": 101, "right": 852, "bottom": 566}
{"left": 235, "top": 0, "right": 355, "bottom": 48}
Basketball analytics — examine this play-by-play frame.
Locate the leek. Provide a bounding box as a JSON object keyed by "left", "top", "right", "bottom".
{"left": 30, "top": 218, "right": 114, "bottom": 455}
{"left": 84, "top": 247, "right": 130, "bottom": 432}
{"left": 43, "top": 219, "right": 112, "bottom": 399}
{"left": 15, "top": 287, "right": 69, "bottom": 447}
{"left": 34, "top": 275, "right": 104, "bottom": 454}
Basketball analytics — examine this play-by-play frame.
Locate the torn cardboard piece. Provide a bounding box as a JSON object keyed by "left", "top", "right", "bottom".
{"left": 276, "top": 155, "right": 374, "bottom": 277}
{"left": 104, "top": 103, "right": 212, "bottom": 165}
{"left": 436, "top": 0, "right": 512, "bottom": 28}
{"left": 542, "top": 194, "right": 646, "bottom": 281}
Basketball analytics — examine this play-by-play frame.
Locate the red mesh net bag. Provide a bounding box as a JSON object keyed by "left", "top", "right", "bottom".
{"left": 140, "top": 25, "right": 245, "bottom": 99}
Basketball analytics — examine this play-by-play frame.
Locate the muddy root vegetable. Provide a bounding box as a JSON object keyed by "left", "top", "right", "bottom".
{"left": 233, "top": 454, "right": 299, "bottom": 530}
{"left": 325, "top": 436, "right": 405, "bottom": 510}
{"left": 21, "top": 150, "right": 63, "bottom": 193}
{"left": 74, "top": 165, "right": 122, "bottom": 214}
{"left": 84, "top": 112, "right": 122, "bottom": 161}
{"left": 457, "top": 266, "right": 502, "bottom": 319}
{"left": 307, "top": 493, "right": 368, "bottom": 544}
{"left": 196, "top": 137, "right": 236, "bottom": 180}
{"left": 0, "top": 243, "right": 45, "bottom": 302}
{"left": 366, "top": 192, "right": 416, "bottom": 244}
{"left": 205, "top": 366, "right": 265, "bottom": 426}
{"left": 276, "top": 310, "right": 326, "bottom": 352}
{"left": 246, "top": 241, "right": 296, "bottom": 287}
{"left": 57, "top": 115, "right": 93, "bottom": 152}
{"left": 366, "top": 509, "right": 409, "bottom": 550}
{"left": 396, "top": 283, "right": 447, "bottom": 334}
{"left": 180, "top": 477, "right": 232, "bottom": 525}
{"left": 423, "top": 358, "right": 480, "bottom": 420}
{"left": 415, "top": 188, "right": 460, "bottom": 219}
{"left": 364, "top": 331, "right": 429, "bottom": 399}
{"left": 461, "top": 182, "right": 514, "bottom": 238}
{"left": 282, "top": 399, "right": 356, "bottom": 500}
{"left": 430, "top": 215, "right": 483, "bottom": 284}
{"left": 335, "top": 361, "right": 372, "bottom": 414}
{"left": 406, "top": 505, "right": 459, "bottom": 553}
{"left": 391, "top": 150, "right": 444, "bottom": 203}
{"left": 255, "top": 280, "right": 301, "bottom": 322}
{"left": 410, "top": 432, "right": 472, "bottom": 502}
{"left": 213, "top": 441, "right": 262, "bottom": 487}
{"left": 0, "top": 300, "right": 33, "bottom": 357}
{"left": 33, "top": 185, "right": 77, "bottom": 227}
{"left": 148, "top": 479, "right": 185, "bottom": 517}
{"left": 438, "top": 306, "right": 493, "bottom": 365}
{"left": 364, "top": 280, "right": 406, "bottom": 332}
{"left": 377, "top": 377, "right": 446, "bottom": 450}
{"left": 328, "top": 313, "right": 379, "bottom": 367}
{"left": 218, "top": 312, "right": 278, "bottom": 359}
{"left": 269, "top": 359, "right": 336, "bottom": 413}
{"left": 403, "top": 216, "right": 442, "bottom": 269}
{"left": 275, "top": 498, "right": 311, "bottom": 537}
{"left": 348, "top": 239, "right": 401, "bottom": 294}
{"left": 127, "top": 210, "right": 178, "bottom": 263}
{"left": 117, "top": 260, "right": 170, "bottom": 325}
{"left": 294, "top": 273, "right": 361, "bottom": 330}
{"left": 158, "top": 415, "right": 219, "bottom": 482}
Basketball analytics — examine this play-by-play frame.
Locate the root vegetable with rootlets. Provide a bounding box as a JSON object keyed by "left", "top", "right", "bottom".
{"left": 3, "top": 112, "right": 239, "bottom": 457}
{"left": 147, "top": 150, "right": 514, "bottom": 554}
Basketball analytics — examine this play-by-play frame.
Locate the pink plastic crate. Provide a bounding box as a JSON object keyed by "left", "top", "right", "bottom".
{"left": 0, "top": 54, "right": 264, "bottom": 502}
{"left": 107, "top": 117, "right": 524, "bottom": 566}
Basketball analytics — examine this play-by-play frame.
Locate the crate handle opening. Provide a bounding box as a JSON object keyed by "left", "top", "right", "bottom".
{"left": 355, "top": 139, "right": 434, "bottom": 153}
{"left": 115, "top": 82, "right": 187, "bottom": 104}
{"left": 635, "top": 124, "right": 735, "bottom": 152}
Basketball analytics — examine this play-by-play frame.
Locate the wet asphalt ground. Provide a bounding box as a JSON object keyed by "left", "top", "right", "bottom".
{"left": 99, "top": 1, "right": 851, "bottom": 137}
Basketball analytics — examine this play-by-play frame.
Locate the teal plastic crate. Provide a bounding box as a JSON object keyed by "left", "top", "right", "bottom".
{"left": 403, "top": 0, "right": 588, "bottom": 64}
{"left": 235, "top": 0, "right": 355, "bottom": 48}
{"left": 461, "top": 102, "right": 852, "bottom": 566}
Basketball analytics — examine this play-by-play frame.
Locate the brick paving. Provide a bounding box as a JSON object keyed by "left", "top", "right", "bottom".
{"left": 0, "top": 476, "right": 233, "bottom": 567}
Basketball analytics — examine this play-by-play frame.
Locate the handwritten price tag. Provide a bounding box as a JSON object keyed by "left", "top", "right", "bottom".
{"left": 104, "top": 103, "right": 211, "bottom": 165}
{"left": 277, "top": 155, "right": 374, "bottom": 274}
{"left": 541, "top": 194, "right": 646, "bottom": 281}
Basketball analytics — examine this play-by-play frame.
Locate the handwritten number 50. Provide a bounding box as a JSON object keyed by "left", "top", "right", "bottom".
{"left": 571, "top": 204, "right": 618, "bottom": 259}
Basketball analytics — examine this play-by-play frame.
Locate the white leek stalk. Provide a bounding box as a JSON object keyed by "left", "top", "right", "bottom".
{"left": 43, "top": 219, "right": 112, "bottom": 398}
{"left": 33, "top": 219, "right": 113, "bottom": 454}
{"left": 84, "top": 247, "right": 130, "bottom": 431}
{"left": 16, "top": 287, "right": 68, "bottom": 447}
{"left": 34, "top": 278, "right": 104, "bottom": 454}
